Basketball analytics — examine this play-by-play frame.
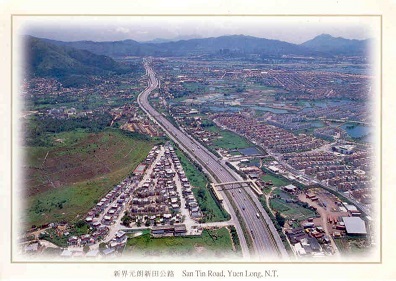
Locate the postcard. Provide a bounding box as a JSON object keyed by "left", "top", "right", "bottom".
{"left": 1, "top": 1, "right": 395, "bottom": 280}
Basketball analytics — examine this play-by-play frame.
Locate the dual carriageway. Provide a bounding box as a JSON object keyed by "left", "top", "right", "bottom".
{"left": 137, "top": 58, "right": 289, "bottom": 261}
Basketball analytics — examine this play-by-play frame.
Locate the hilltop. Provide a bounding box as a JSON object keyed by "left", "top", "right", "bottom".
{"left": 25, "top": 36, "right": 135, "bottom": 87}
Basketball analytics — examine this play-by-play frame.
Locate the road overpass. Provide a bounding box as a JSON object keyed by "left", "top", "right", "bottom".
{"left": 137, "top": 58, "right": 288, "bottom": 261}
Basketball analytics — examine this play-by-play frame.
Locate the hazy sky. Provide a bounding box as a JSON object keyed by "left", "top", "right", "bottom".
{"left": 17, "top": 16, "right": 378, "bottom": 44}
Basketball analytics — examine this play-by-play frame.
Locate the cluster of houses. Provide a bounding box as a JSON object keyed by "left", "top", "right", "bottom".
{"left": 259, "top": 69, "right": 371, "bottom": 101}
{"left": 344, "top": 151, "right": 372, "bottom": 171}
{"left": 214, "top": 114, "right": 325, "bottom": 154}
{"left": 267, "top": 114, "right": 311, "bottom": 131}
{"left": 87, "top": 179, "right": 134, "bottom": 226}
{"left": 128, "top": 144, "right": 202, "bottom": 224}
{"left": 178, "top": 116, "right": 218, "bottom": 146}
{"left": 63, "top": 173, "right": 142, "bottom": 248}
{"left": 67, "top": 224, "right": 110, "bottom": 247}
{"left": 129, "top": 146, "right": 180, "bottom": 216}
{"left": 286, "top": 226, "right": 330, "bottom": 258}
{"left": 285, "top": 152, "right": 340, "bottom": 170}
{"left": 47, "top": 107, "right": 91, "bottom": 119}
{"left": 314, "top": 126, "right": 346, "bottom": 141}
{"left": 284, "top": 149, "right": 372, "bottom": 195}
{"left": 304, "top": 103, "right": 368, "bottom": 123}
{"left": 319, "top": 170, "right": 368, "bottom": 182}
{"left": 351, "top": 188, "right": 372, "bottom": 204}
{"left": 66, "top": 182, "right": 133, "bottom": 247}
{"left": 61, "top": 230, "right": 127, "bottom": 259}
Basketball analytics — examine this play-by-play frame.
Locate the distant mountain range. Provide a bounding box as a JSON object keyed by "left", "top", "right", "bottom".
{"left": 25, "top": 35, "right": 134, "bottom": 86}
{"left": 301, "top": 34, "right": 370, "bottom": 56}
{"left": 36, "top": 34, "right": 370, "bottom": 59}
{"left": 25, "top": 34, "right": 370, "bottom": 86}
{"left": 142, "top": 34, "right": 204, "bottom": 43}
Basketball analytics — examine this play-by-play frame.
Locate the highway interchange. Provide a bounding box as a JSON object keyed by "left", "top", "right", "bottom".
{"left": 137, "top": 58, "right": 289, "bottom": 261}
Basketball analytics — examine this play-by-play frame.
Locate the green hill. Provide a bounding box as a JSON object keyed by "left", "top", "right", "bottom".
{"left": 25, "top": 36, "right": 133, "bottom": 87}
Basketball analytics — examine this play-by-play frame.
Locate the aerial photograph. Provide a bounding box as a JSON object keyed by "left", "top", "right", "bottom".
{"left": 13, "top": 16, "right": 380, "bottom": 262}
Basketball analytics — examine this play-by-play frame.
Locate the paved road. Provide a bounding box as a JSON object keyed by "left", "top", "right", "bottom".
{"left": 137, "top": 58, "right": 288, "bottom": 261}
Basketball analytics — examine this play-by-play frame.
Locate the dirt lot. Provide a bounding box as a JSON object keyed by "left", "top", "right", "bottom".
{"left": 298, "top": 188, "right": 349, "bottom": 237}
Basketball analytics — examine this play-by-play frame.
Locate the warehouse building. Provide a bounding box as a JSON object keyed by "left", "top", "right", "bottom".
{"left": 342, "top": 217, "right": 367, "bottom": 235}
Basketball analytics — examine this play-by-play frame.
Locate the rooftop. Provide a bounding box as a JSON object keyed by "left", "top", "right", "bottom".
{"left": 342, "top": 217, "right": 367, "bottom": 235}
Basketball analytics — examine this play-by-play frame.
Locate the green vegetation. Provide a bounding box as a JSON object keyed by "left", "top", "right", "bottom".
{"left": 25, "top": 114, "right": 112, "bottom": 146}
{"left": 261, "top": 173, "right": 289, "bottom": 187}
{"left": 23, "top": 129, "right": 154, "bottom": 229}
{"left": 334, "top": 237, "right": 371, "bottom": 256}
{"left": 269, "top": 189, "right": 315, "bottom": 221}
{"left": 207, "top": 127, "right": 252, "bottom": 150}
{"left": 125, "top": 227, "right": 238, "bottom": 258}
{"left": 74, "top": 220, "right": 89, "bottom": 235}
{"left": 26, "top": 36, "right": 140, "bottom": 87}
{"left": 39, "top": 228, "right": 69, "bottom": 248}
{"left": 121, "top": 211, "right": 133, "bottom": 227}
{"left": 83, "top": 245, "right": 90, "bottom": 253}
{"left": 39, "top": 221, "right": 91, "bottom": 248}
{"left": 258, "top": 196, "right": 293, "bottom": 255}
{"left": 228, "top": 226, "right": 242, "bottom": 253}
{"left": 174, "top": 147, "right": 230, "bottom": 222}
{"left": 174, "top": 148, "right": 207, "bottom": 189}
{"left": 275, "top": 212, "right": 286, "bottom": 227}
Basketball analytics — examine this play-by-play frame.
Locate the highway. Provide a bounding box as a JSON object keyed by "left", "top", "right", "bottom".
{"left": 137, "top": 58, "right": 289, "bottom": 261}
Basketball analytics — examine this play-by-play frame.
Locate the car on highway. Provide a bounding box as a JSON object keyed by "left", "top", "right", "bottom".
{"left": 256, "top": 213, "right": 260, "bottom": 218}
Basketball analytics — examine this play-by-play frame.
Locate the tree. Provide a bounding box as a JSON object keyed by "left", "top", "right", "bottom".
{"left": 83, "top": 245, "right": 90, "bottom": 253}
{"left": 99, "top": 242, "right": 107, "bottom": 251}
{"left": 275, "top": 212, "right": 285, "bottom": 227}
{"left": 75, "top": 220, "right": 86, "bottom": 229}
{"left": 121, "top": 214, "right": 132, "bottom": 226}
{"left": 197, "top": 189, "right": 206, "bottom": 201}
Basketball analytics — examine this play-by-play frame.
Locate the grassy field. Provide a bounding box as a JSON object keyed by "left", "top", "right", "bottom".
{"left": 270, "top": 188, "right": 315, "bottom": 220}
{"left": 212, "top": 130, "right": 252, "bottom": 150}
{"left": 175, "top": 148, "right": 229, "bottom": 222}
{"left": 174, "top": 148, "right": 207, "bottom": 189}
{"left": 22, "top": 129, "right": 154, "bottom": 229}
{"left": 269, "top": 198, "right": 315, "bottom": 221}
{"left": 261, "top": 173, "right": 289, "bottom": 187}
{"left": 205, "top": 124, "right": 252, "bottom": 151}
{"left": 125, "top": 227, "right": 239, "bottom": 259}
